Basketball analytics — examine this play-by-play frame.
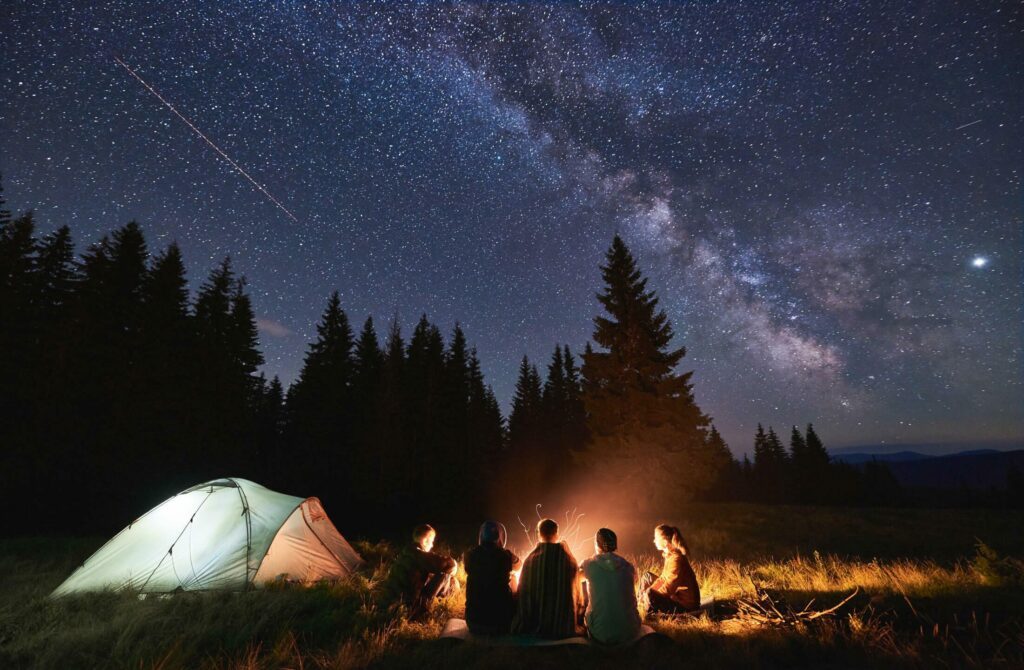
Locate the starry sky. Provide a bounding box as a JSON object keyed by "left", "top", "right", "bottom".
{"left": 3, "top": 2, "right": 1022, "bottom": 454}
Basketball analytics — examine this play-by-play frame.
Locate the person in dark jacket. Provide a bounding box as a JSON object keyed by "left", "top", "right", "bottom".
{"left": 378, "top": 524, "right": 458, "bottom": 620}
{"left": 512, "top": 518, "right": 581, "bottom": 639}
{"left": 463, "top": 521, "right": 521, "bottom": 635}
{"left": 641, "top": 524, "right": 700, "bottom": 614}
{"left": 580, "top": 528, "right": 642, "bottom": 644}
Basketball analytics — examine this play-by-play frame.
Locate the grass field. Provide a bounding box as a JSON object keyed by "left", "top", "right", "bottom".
{"left": 2, "top": 504, "right": 1023, "bottom": 669}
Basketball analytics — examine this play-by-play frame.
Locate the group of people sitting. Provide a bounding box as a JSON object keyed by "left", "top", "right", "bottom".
{"left": 377, "top": 519, "right": 700, "bottom": 644}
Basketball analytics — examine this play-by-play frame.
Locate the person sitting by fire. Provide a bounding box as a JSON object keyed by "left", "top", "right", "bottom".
{"left": 463, "top": 520, "right": 521, "bottom": 635}
{"left": 580, "top": 527, "right": 642, "bottom": 644}
{"left": 640, "top": 524, "right": 701, "bottom": 614}
{"left": 378, "top": 523, "right": 458, "bottom": 620}
{"left": 512, "top": 518, "right": 581, "bottom": 639}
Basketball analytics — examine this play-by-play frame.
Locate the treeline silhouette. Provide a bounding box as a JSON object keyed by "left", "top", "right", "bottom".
{"left": 704, "top": 424, "right": 1024, "bottom": 509}
{"left": 4, "top": 181, "right": 1015, "bottom": 536}
{"left": 704, "top": 424, "right": 904, "bottom": 506}
{"left": 0, "top": 210, "right": 526, "bottom": 533}
{"left": 0, "top": 189, "right": 724, "bottom": 533}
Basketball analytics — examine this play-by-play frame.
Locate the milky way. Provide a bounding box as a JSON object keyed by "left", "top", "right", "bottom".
{"left": 3, "top": 2, "right": 1021, "bottom": 452}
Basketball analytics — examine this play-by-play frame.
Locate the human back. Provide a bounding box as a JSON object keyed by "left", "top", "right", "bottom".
{"left": 581, "top": 528, "right": 641, "bottom": 644}
{"left": 512, "top": 518, "right": 580, "bottom": 639}
{"left": 464, "top": 521, "right": 520, "bottom": 635}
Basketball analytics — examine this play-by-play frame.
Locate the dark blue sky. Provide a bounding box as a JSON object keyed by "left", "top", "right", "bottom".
{"left": 4, "top": 2, "right": 1021, "bottom": 453}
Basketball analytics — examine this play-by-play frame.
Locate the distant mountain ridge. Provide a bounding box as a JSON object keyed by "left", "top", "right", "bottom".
{"left": 831, "top": 439, "right": 1024, "bottom": 458}
{"left": 834, "top": 449, "right": 1024, "bottom": 490}
{"left": 832, "top": 451, "right": 933, "bottom": 464}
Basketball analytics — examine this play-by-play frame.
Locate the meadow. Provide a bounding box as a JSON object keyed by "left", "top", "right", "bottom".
{"left": 2, "top": 504, "right": 1022, "bottom": 669}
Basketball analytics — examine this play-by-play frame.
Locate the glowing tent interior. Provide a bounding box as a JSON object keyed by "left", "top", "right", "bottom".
{"left": 52, "top": 478, "right": 364, "bottom": 595}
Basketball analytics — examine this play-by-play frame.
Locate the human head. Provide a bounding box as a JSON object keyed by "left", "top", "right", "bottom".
{"left": 594, "top": 528, "right": 617, "bottom": 554}
{"left": 478, "top": 520, "right": 506, "bottom": 547}
{"left": 654, "top": 524, "right": 689, "bottom": 555}
{"left": 413, "top": 524, "right": 436, "bottom": 551}
{"left": 537, "top": 518, "right": 559, "bottom": 542}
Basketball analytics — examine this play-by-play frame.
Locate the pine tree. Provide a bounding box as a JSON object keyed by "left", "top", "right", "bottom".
{"left": 256, "top": 375, "right": 286, "bottom": 487}
{"left": 789, "top": 425, "right": 810, "bottom": 503}
{"left": 805, "top": 423, "right": 830, "bottom": 467}
{"left": 287, "top": 291, "right": 355, "bottom": 510}
{"left": 351, "top": 316, "right": 383, "bottom": 507}
{"left": 753, "top": 424, "right": 788, "bottom": 503}
{"left": 228, "top": 278, "right": 264, "bottom": 378}
{"left": 34, "top": 226, "right": 77, "bottom": 321}
{"left": 804, "top": 423, "right": 832, "bottom": 503}
{"left": 367, "top": 316, "right": 409, "bottom": 523}
{"left": 509, "top": 355, "right": 543, "bottom": 453}
{"left": 703, "top": 424, "right": 738, "bottom": 501}
{"left": 138, "top": 243, "right": 195, "bottom": 487}
{"left": 562, "top": 345, "right": 588, "bottom": 454}
{"left": 0, "top": 210, "right": 36, "bottom": 525}
{"left": 580, "top": 235, "right": 714, "bottom": 512}
{"left": 402, "top": 315, "right": 445, "bottom": 512}
{"left": 194, "top": 258, "right": 235, "bottom": 350}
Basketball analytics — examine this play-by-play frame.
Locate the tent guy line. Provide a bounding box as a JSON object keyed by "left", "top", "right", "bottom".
{"left": 112, "top": 55, "right": 300, "bottom": 223}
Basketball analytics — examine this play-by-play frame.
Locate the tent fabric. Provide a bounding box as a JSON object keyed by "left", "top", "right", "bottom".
{"left": 52, "top": 478, "right": 363, "bottom": 596}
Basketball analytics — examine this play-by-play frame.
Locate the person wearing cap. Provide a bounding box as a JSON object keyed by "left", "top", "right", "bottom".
{"left": 463, "top": 520, "right": 521, "bottom": 635}
{"left": 580, "top": 527, "right": 642, "bottom": 644}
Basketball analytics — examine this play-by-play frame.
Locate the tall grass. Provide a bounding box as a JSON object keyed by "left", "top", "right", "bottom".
{"left": 2, "top": 506, "right": 1023, "bottom": 669}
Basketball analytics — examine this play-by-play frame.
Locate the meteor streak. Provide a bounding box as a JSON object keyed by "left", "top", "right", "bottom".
{"left": 113, "top": 55, "right": 298, "bottom": 222}
{"left": 955, "top": 119, "right": 981, "bottom": 131}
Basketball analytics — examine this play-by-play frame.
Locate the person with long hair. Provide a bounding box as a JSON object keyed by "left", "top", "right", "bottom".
{"left": 641, "top": 524, "right": 700, "bottom": 613}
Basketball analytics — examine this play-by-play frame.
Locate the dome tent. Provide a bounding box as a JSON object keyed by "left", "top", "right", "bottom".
{"left": 53, "top": 478, "right": 363, "bottom": 595}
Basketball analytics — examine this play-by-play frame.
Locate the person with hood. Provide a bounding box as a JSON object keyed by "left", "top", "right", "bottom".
{"left": 512, "top": 518, "right": 580, "bottom": 639}
{"left": 463, "top": 521, "right": 521, "bottom": 635}
{"left": 642, "top": 524, "right": 701, "bottom": 614}
{"left": 378, "top": 524, "right": 458, "bottom": 620}
{"left": 580, "top": 528, "right": 642, "bottom": 644}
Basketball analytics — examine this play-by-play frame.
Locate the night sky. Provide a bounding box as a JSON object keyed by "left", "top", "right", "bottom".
{"left": 3, "top": 2, "right": 1021, "bottom": 454}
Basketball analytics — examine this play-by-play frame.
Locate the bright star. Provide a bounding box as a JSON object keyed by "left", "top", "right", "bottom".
{"left": 971, "top": 256, "right": 989, "bottom": 268}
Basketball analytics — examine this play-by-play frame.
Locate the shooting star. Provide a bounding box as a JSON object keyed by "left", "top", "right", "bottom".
{"left": 955, "top": 119, "right": 982, "bottom": 131}
{"left": 113, "top": 55, "right": 298, "bottom": 222}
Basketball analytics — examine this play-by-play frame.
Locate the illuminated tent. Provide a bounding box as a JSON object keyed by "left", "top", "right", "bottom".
{"left": 53, "top": 478, "right": 363, "bottom": 595}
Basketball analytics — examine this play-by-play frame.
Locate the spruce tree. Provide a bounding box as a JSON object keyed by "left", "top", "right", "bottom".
{"left": 703, "top": 424, "right": 738, "bottom": 501}
{"left": 139, "top": 243, "right": 195, "bottom": 487}
{"left": 562, "top": 345, "right": 588, "bottom": 454}
{"left": 581, "top": 235, "right": 713, "bottom": 511}
{"left": 373, "top": 317, "right": 408, "bottom": 522}
{"left": 0, "top": 211, "right": 36, "bottom": 523}
{"left": 351, "top": 316, "right": 383, "bottom": 507}
{"left": 509, "top": 355, "right": 543, "bottom": 453}
{"left": 804, "top": 423, "right": 832, "bottom": 503}
{"left": 34, "top": 226, "right": 77, "bottom": 320}
{"left": 287, "top": 291, "right": 355, "bottom": 509}
{"left": 194, "top": 258, "right": 235, "bottom": 350}
{"left": 805, "top": 424, "right": 830, "bottom": 467}
{"left": 228, "top": 279, "right": 264, "bottom": 378}
{"left": 789, "top": 425, "right": 810, "bottom": 503}
{"left": 540, "top": 345, "right": 572, "bottom": 486}
{"left": 404, "top": 315, "right": 445, "bottom": 511}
